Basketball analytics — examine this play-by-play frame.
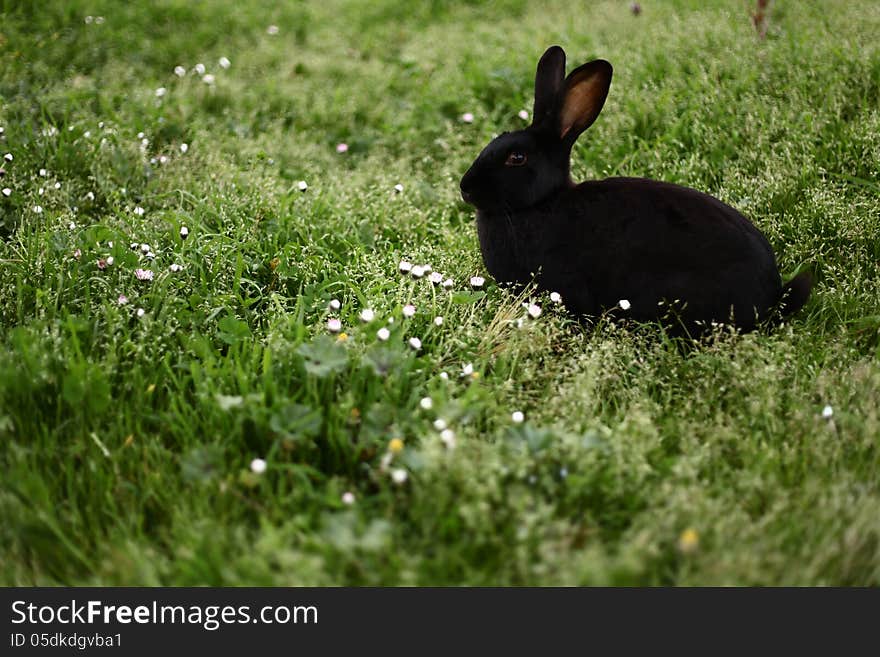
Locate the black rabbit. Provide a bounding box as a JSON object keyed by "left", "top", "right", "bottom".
{"left": 459, "top": 46, "right": 811, "bottom": 335}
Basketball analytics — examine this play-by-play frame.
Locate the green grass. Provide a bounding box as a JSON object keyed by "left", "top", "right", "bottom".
{"left": 1, "top": 0, "right": 879, "bottom": 585}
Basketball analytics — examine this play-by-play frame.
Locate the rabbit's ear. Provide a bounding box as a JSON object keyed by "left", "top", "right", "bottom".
{"left": 558, "top": 60, "right": 612, "bottom": 141}
{"left": 533, "top": 46, "right": 566, "bottom": 124}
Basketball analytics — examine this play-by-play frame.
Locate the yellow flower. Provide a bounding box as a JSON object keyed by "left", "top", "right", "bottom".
{"left": 146, "top": 383, "right": 156, "bottom": 394}
{"left": 678, "top": 528, "right": 699, "bottom": 554}
{"left": 388, "top": 438, "right": 404, "bottom": 454}
{"left": 336, "top": 332, "right": 348, "bottom": 342}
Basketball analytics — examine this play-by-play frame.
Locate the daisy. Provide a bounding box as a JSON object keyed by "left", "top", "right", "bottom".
{"left": 408, "top": 337, "right": 422, "bottom": 351}
{"left": 377, "top": 327, "right": 390, "bottom": 341}
{"left": 469, "top": 276, "right": 485, "bottom": 288}
{"left": 250, "top": 458, "right": 267, "bottom": 474}
{"left": 619, "top": 299, "right": 631, "bottom": 310}
{"left": 511, "top": 411, "right": 525, "bottom": 424}
{"left": 327, "top": 318, "right": 342, "bottom": 333}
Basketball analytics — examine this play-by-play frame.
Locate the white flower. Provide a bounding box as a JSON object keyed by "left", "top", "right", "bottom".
{"left": 117, "top": 294, "right": 128, "bottom": 305}
{"left": 440, "top": 429, "right": 456, "bottom": 449}
{"left": 136, "top": 308, "right": 145, "bottom": 317}
{"left": 134, "top": 268, "right": 154, "bottom": 281}
{"left": 266, "top": 24, "right": 279, "bottom": 35}
{"left": 85, "top": 191, "right": 95, "bottom": 201}
{"left": 155, "top": 87, "right": 167, "bottom": 97}
{"left": 461, "top": 112, "right": 474, "bottom": 123}
{"left": 38, "top": 187, "right": 44, "bottom": 195}
{"left": 95, "top": 16, "right": 104, "bottom": 24}
{"left": 419, "top": 397, "right": 433, "bottom": 410}
{"left": 527, "top": 303, "right": 542, "bottom": 319}
{"left": 297, "top": 180, "right": 308, "bottom": 192}
{"left": 550, "top": 291, "right": 562, "bottom": 304}
{"left": 140, "top": 138, "right": 149, "bottom": 148}
{"left": 169, "top": 263, "right": 182, "bottom": 272}
{"left": 377, "top": 327, "right": 390, "bottom": 341}
{"left": 3, "top": 153, "right": 12, "bottom": 162}
{"left": 218, "top": 56, "right": 231, "bottom": 69}
{"left": 328, "top": 298, "right": 341, "bottom": 311}
{"left": 398, "top": 260, "right": 412, "bottom": 273}
{"left": 1, "top": 188, "right": 10, "bottom": 197}
{"left": 341, "top": 491, "right": 355, "bottom": 505}
{"left": 159, "top": 155, "right": 168, "bottom": 165}
{"left": 68, "top": 221, "right": 76, "bottom": 230}
{"left": 179, "top": 226, "right": 189, "bottom": 239}
{"left": 391, "top": 468, "right": 408, "bottom": 484}
{"left": 250, "top": 458, "right": 267, "bottom": 474}
{"left": 359, "top": 308, "right": 375, "bottom": 322}
{"left": 39, "top": 168, "right": 48, "bottom": 176}
{"left": 518, "top": 109, "right": 529, "bottom": 120}
{"left": 106, "top": 256, "right": 114, "bottom": 266}
{"left": 403, "top": 304, "right": 416, "bottom": 318}
{"left": 619, "top": 299, "right": 631, "bottom": 310}
{"left": 461, "top": 363, "right": 474, "bottom": 377}
{"left": 439, "top": 372, "right": 449, "bottom": 380}
{"left": 33, "top": 205, "right": 43, "bottom": 214}
{"left": 393, "top": 183, "right": 404, "bottom": 193}
{"left": 822, "top": 405, "right": 833, "bottom": 419}
{"left": 83, "top": 131, "right": 91, "bottom": 138}
{"left": 327, "top": 318, "right": 342, "bottom": 333}
{"left": 469, "top": 276, "right": 485, "bottom": 288}
{"left": 411, "top": 265, "right": 425, "bottom": 278}
{"left": 433, "top": 316, "right": 443, "bottom": 326}
{"left": 428, "top": 271, "right": 443, "bottom": 284}
{"left": 194, "top": 63, "right": 206, "bottom": 75}
{"left": 180, "top": 143, "right": 189, "bottom": 153}
{"left": 54, "top": 182, "right": 61, "bottom": 189}
{"left": 442, "top": 278, "right": 454, "bottom": 289}
{"left": 202, "top": 74, "right": 215, "bottom": 85}
{"left": 511, "top": 411, "right": 525, "bottom": 424}
{"left": 433, "top": 418, "right": 447, "bottom": 431}
{"left": 408, "top": 337, "right": 422, "bottom": 351}
{"left": 174, "top": 65, "right": 186, "bottom": 77}
{"left": 335, "top": 142, "right": 348, "bottom": 153}
{"left": 140, "top": 243, "right": 150, "bottom": 253}
{"left": 133, "top": 206, "right": 145, "bottom": 216}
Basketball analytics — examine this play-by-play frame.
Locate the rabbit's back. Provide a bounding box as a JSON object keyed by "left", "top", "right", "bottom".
{"left": 479, "top": 177, "right": 784, "bottom": 331}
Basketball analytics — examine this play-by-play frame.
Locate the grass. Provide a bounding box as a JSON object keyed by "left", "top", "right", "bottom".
{"left": 1, "top": 0, "right": 879, "bottom": 586}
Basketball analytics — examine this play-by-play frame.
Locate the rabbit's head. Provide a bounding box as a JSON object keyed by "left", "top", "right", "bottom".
{"left": 460, "top": 46, "right": 612, "bottom": 212}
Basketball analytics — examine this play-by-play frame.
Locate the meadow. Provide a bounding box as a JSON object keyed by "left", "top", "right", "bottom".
{"left": 1, "top": 0, "right": 879, "bottom": 585}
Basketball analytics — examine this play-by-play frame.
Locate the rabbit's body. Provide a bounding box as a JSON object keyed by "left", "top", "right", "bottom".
{"left": 461, "top": 47, "right": 810, "bottom": 334}
{"left": 477, "top": 176, "right": 783, "bottom": 332}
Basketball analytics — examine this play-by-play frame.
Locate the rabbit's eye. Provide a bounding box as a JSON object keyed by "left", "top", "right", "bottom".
{"left": 505, "top": 151, "right": 527, "bottom": 167}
